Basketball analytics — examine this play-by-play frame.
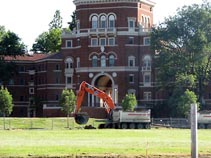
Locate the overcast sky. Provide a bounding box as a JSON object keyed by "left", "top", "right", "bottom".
{"left": 0, "top": 0, "right": 205, "bottom": 50}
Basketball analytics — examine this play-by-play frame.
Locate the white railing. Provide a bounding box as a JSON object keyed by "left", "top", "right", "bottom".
{"left": 89, "top": 28, "right": 116, "bottom": 35}
{"left": 142, "top": 66, "right": 151, "bottom": 71}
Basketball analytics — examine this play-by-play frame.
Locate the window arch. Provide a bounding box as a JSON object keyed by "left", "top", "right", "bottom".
{"left": 101, "top": 55, "right": 106, "bottom": 67}
{"left": 109, "top": 55, "right": 115, "bottom": 66}
{"left": 65, "top": 57, "right": 73, "bottom": 68}
{"left": 92, "top": 55, "right": 98, "bottom": 67}
{"left": 147, "top": 17, "right": 150, "bottom": 28}
{"left": 108, "top": 14, "right": 115, "bottom": 28}
{"left": 91, "top": 15, "right": 98, "bottom": 29}
{"left": 142, "top": 16, "right": 144, "bottom": 26}
{"left": 99, "top": 15, "right": 107, "bottom": 28}
{"left": 143, "top": 55, "right": 151, "bottom": 67}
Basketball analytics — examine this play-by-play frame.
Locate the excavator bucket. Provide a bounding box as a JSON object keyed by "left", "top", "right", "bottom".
{"left": 74, "top": 112, "right": 89, "bottom": 125}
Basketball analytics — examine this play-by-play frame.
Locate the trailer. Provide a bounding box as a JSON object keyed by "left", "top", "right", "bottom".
{"left": 105, "top": 109, "right": 151, "bottom": 129}
{"left": 198, "top": 111, "right": 211, "bottom": 129}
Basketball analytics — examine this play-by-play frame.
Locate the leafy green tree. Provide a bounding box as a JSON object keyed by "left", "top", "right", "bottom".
{"left": 49, "top": 10, "right": 63, "bottom": 30}
{"left": 0, "top": 25, "right": 25, "bottom": 85}
{"left": 32, "top": 32, "right": 49, "bottom": 53}
{"left": 177, "top": 89, "right": 198, "bottom": 118}
{"left": 68, "top": 11, "right": 76, "bottom": 31}
{"left": 31, "top": 10, "right": 62, "bottom": 53}
{"left": 47, "top": 28, "right": 62, "bottom": 52}
{"left": 0, "top": 86, "right": 13, "bottom": 117}
{"left": 151, "top": 2, "right": 211, "bottom": 111}
{"left": 0, "top": 30, "right": 25, "bottom": 56}
{"left": 121, "top": 94, "right": 137, "bottom": 111}
{"left": 59, "top": 89, "right": 76, "bottom": 128}
{"left": 32, "top": 29, "right": 61, "bottom": 53}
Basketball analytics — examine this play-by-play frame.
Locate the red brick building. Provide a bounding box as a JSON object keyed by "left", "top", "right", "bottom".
{"left": 4, "top": 0, "right": 163, "bottom": 117}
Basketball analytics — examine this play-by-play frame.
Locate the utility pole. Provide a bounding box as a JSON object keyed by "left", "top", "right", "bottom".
{"left": 191, "top": 103, "right": 198, "bottom": 158}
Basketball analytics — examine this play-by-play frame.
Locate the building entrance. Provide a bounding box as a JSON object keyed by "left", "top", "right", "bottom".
{"left": 89, "top": 74, "right": 115, "bottom": 107}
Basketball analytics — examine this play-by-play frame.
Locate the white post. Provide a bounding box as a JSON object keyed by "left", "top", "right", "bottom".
{"left": 191, "top": 103, "right": 198, "bottom": 158}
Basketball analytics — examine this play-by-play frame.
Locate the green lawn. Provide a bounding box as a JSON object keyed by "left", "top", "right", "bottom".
{"left": 0, "top": 128, "right": 211, "bottom": 158}
{"left": 0, "top": 117, "right": 95, "bottom": 130}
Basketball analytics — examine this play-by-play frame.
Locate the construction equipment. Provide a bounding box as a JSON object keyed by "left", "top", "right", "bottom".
{"left": 74, "top": 81, "right": 151, "bottom": 129}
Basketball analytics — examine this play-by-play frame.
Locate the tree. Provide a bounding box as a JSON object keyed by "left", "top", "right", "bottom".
{"left": 177, "top": 89, "right": 198, "bottom": 118}
{"left": 68, "top": 11, "right": 76, "bottom": 31}
{"left": 49, "top": 10, "right": 63, "bottom": 30}
{"left": 47, "top": 28, "right": 62, "bottom": 52}
{"left": 0, "top": 86, "right": 13, "bottom": 117}
{"left": 0, "top": 29, "right": 25, "bottom": 56}
{"left": 31, "top": 10, "right": 62, "bottom": 53}
{"left": 59, "top": 89, "right": 76, "bottom": 128}
{"left": 31, "top": 29, "right": 61, "bottom": 53}
{"left": 121, "top": 94, "right": 137, "bottom": 111}
{"left": 0, "top": 26, "right": 25, "bottom": 85}
{"left": 151, "top": 2, "right": 211, "bottom": 113}
{"left": 32, "top": 32, "right": 49, "bottom": 53}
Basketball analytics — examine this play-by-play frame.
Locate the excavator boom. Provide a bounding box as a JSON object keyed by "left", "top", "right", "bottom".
{"left": 74, "top": 81, "right": 116, "bottom": 125}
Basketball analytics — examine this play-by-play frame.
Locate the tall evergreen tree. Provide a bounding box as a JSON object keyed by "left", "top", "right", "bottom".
{"left": 68, "top": 11, "right": 76, "bottom": 31}
{"left": 49, "top": 10, "right": 63, "bottom": 30}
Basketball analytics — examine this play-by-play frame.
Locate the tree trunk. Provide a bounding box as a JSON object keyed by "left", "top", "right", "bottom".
{"left": 67, "top": 113, "right": 70, "bottom": 128}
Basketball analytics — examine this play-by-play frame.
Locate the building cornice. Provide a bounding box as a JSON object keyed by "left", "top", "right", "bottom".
{"left": 74, "top": 0, "right": 155, "bottom": 7}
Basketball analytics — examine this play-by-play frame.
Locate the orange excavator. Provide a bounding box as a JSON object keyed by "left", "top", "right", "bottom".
{"left": 74, "top": 81, "right": 116, "bottom": 125}
{"left": 74, "top": 81, "right": 151, "bottom": 129}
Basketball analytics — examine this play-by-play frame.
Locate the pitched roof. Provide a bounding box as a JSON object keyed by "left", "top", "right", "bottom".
{"left": 4, "top": 52, "right": 62, "bottom": 61}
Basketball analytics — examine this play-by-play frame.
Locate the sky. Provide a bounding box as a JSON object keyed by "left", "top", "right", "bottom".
{"left": 0, "top": 0, "right": 206, "bottom": 50}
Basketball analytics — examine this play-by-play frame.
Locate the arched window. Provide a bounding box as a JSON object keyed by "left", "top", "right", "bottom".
{"left": 148, "top": 17, "right": 150, "bottom": 28}
{"left": 101, "top": 55, "right": 106, "bottom": 67}
{"left": 108, "top": 15, "right": 115, "bottom": 28}
{"left": 65, "top": 58, "right": 73, "bottom": 68}
{"left": 91, "top": 16, "right": 98, "bottom": 29}
{"left": 144, "top": 17, "right": 147, "bottom": 28}
{"left": 142, "top": 16, "right": 144, "bottom": 26}
{"left": 143, "top": 55, "right": 151, "bottom": 67}
{"left": 92, "top": 55, "right": 98, "bottom": 67}
{"left": 100, "top": 15, "right": 106, "bottom": 28}
{"left": 128, "top": 56, "right": 135, "bottom": 67}
{"left": 109, "top": 55, "right": 115, "bottom": 66}
{"left": 77, "top": 57, "right": 80, "bottom": 68}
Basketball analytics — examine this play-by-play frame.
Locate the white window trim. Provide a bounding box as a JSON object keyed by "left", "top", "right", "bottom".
{"left": 91, "top": 38, "right": 98, "bottom": 46}
{"left": 128, "top": 56, "right": 135, "bottom": 67}
{"left": 144, "top": 92, "right": 152, "bottom": 101}
{"left": 108, "top": 37, "right": 115, "bottom": 46}
{"left": 143, "top": 73, "right": 151, "bottom": 86}
{"left": 129, "top": 74, "right": 135, "bottom": 83}
{"left": 66, "top": 40, "right": 72, "bottom": 48}
{"left": 29, "top": 88, "right": 34, "bottom": 94}
{"left": 66, "top": 76, "right": 73, "bottom": 84}
{"left": 99, "top": 38, "right": 106, "bottom": 46}
{"left": 144, "top": 37, "right": 150, "bottom": 46}
{"left": 128, "top": 17, "right": 136, "bottom": 31}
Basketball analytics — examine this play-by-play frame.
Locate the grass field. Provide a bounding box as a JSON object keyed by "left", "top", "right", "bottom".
{"left": 0, "top": 128, "right": 211, "bottom": 157}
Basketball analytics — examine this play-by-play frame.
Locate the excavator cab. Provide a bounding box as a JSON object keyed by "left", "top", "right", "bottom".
{"left": 74, "top": 112, "right": 89, "bottom": 125}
